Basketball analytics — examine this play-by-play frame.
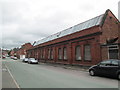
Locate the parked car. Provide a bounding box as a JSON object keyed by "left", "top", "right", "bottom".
{"left": 22, "top": 58, "right": 29, "bottom": 62}
{"left": 28, "top": 58, "right": 38, "bottom": 64}
{"left": 2, "top": 55, "right": 6, "bottom": 59}
{"left": 89, "top": 59, "right": 120, "bottom": 80}
{"left": 10, "top": 56, "right": 14, "bottom": 59}
{"left": 13, "top": 57, "right": 17, "bottom": 60}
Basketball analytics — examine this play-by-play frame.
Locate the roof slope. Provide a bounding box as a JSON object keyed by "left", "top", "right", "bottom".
{"left": 34, "top": 14, "right": 104, "bottom": 46}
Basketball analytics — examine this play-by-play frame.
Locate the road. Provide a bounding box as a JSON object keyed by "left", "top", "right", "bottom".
{"left": 2, "top": 58, "right": 119, "bottom": 88}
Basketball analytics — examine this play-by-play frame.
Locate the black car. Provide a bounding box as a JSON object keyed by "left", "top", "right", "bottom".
{"left": 89, "top": 59, "right": 120, "bottom": 80}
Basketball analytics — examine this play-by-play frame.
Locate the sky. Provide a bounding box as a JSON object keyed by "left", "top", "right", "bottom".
{"left": 0, "top": 0, "right": 120, "bottom": 49}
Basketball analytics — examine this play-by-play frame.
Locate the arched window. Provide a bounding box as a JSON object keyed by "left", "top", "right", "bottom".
{"left": 48, "top": 49, "right": 50, "bottom": 59}
{"left": 63, "top": 47, "right": 67, "bottom": 60}
{"left": 51, "top": 49, "right": 53, "bottom": 59}
{"left": 58, "top": 48, "right": 62, "bottom": 60}
{"left": 40, "top": 49, "right": 42, "bottom": 59}
{"left": 48, "top": 48, "right": 53, "bottom": 60}
{"left": 84, "top": 44, "right": 91, "bottom": 61}
{"left": 75, "top": 46, "right": 81, "bottom": 60}
{"left": 42, "top": 49, "right": 45, "bottom": 59}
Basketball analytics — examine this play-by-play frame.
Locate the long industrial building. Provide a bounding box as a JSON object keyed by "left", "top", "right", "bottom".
{"left": 26, "top": 9, "right": 120, "bottom": 66}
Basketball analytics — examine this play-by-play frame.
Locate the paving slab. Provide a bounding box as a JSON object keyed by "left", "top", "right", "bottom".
{"left": 2, "top": 63, "right": 18, "bottom": 88}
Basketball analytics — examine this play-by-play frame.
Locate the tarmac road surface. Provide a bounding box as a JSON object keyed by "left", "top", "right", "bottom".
{"left": 2, "top": 58, "right": 119, "bottom": 88}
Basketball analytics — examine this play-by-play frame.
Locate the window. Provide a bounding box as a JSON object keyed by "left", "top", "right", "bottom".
{"left": 48, "top": 49, "right": 50, "bottom": 59}
{"left": 63, "top": 47, "right": 67, "bottom": 60}
{"left": 99, "top": 60, "right": 111, "bottom": 66}
{"left": 84, "top": 45, "right": 91, "bottom": 61}
{"left": 51, "top": 49, "right": 53, "bottom": 59}
{"left": 41, "top": 49, "right": 45, "bottom": 59}
{"left": 43, "top": 49, "right": 45, "bottom": 59}
{"left": 58, "top": 48, "right": 62, "bottom": 60}
{"left": 75, "top": 46, "right": 81, "bottom": 60}
{"left": 109, "top": 45, "right": 119, "bottom": 59}
{"left": 111, "top": 60, "right": 119, "bottom": 66}
{"left": 40, "top": 49, "right": 42, "bottom": 59}
{"left": 48, "top": 48, "right": 53, "bottom": 60}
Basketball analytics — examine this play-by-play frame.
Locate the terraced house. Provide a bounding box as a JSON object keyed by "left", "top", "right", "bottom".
{"left": 26, "top": 9, "right": 120, "bottom": 66}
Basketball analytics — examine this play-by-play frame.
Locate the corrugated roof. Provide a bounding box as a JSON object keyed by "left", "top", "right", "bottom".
{"left": 34, "top": 14, "right": 104, "bottom": 46}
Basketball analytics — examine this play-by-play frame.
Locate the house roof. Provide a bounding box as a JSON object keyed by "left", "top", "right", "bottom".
{"left": 34, "top": 13, "right": 104, "bottom": 46}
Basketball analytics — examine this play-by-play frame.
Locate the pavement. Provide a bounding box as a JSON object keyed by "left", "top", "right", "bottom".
{"left": 2, "top": 62, "right": 18, "bottom": 88}
{"left": 39, "top": 62, "right": 90, "bottom": 72}
{"left": 2, "top": 58, "right": 119, "bottom": 88}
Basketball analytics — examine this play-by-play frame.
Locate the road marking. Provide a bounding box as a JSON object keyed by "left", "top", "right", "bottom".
{"left": 4, "top": 63, "right": 20, "bottom": 89}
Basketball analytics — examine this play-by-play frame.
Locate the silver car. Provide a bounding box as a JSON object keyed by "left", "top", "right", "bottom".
{"left": 13, "top": 57, "right": 17, "bottom": 60}
{"left": 28, "top": 58, "right": 38, "bottom": 64}
{"left": 22, "top": 58, "right": 29, "bottom": 62}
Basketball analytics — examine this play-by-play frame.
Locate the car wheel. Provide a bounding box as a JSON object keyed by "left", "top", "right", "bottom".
{"left": 89, "top": 70, "right": 95, "bottom": 76}
{"left": 118, "top": 73, "right": 120, "bottom": 80}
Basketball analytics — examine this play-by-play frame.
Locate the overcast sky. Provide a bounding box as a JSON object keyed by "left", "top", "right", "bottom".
{"left": 0, "top": 0, "right": 119, "bottom": 49}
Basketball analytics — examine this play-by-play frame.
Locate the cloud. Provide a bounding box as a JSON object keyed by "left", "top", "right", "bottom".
{"left": 0, "top": 0, "right": 119, "bottom": 49}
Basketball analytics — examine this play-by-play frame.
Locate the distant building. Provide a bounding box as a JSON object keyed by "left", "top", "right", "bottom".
{"left": 27, "top": 9, "right": 120, "bottom": 66}
{"left": 16, "top": 43, "right": 33, "bottom": 59}
{"left": 2, "top": 49, "right": 9, "bottom": 56}
{"left": 10, "top": 48, "right": 19, "bottom": 56}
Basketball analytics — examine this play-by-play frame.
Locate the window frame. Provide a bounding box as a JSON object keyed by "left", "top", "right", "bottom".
{"left": 108, "top": 45, "right": 119, "bottom": 59}
{"left": 58, "top": 48, "right": 62, "bottom": 60}
{"left": 48, "top": 48, "right": 50, "bottom": 60}
{"left": 63, "top": 47, "right": 67, "bottom": 60}
{"left": 50, "top": 48, "right": 53, "bottom": 60}
{"left": 84, "top": 44, "right": 91, "bottom": 61}
{"left": 47, "top": 48, "right": 53, "bottom": 60}
{"left": 40, "top": 49, "right": 43, "bottom": 59}
{"left": 75, "top": 45, "right": 82, "bottom": 61}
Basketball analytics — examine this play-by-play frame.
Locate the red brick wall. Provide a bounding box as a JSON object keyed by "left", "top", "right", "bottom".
{"left": 101, "top": 46, "right": 108, "bottom": 60}
{"left": 10, "top": 50, "right": 15, "bottom": 56}
{"left": 27, "top": 33, "right": 102, "bottom": 66}
{"left": 27, "top": 10, "right": 119, "bottom": 66}
{"left": 100, "top": 11, "right": 119, "bottom": 44}
{"left": 100, "top": 10, "right": 120, "bottom": 60}
{"left": 16, "top": 43, "right": 33, "bottom": 58}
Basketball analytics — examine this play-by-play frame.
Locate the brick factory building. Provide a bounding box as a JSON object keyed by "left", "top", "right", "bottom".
{"left": 16, "top": 43, "right": 33, "bottom": 59}
{"left": 26, "top": 9, "right": 120, "bottom": 66}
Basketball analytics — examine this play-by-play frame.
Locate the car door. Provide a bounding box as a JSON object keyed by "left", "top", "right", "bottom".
{"left": 96, "top": 60, "right": 112, "bottom": 76}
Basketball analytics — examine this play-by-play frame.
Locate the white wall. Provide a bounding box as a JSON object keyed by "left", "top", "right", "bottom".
{"left": 20, "top": 55, "right": 25, "bottom": 59}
